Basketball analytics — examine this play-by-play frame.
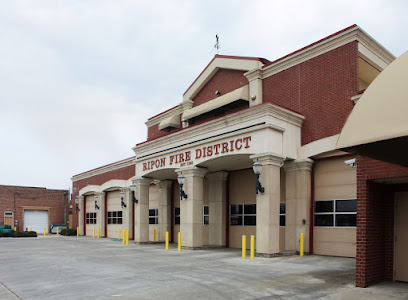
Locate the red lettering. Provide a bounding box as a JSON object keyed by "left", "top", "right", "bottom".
{"left": 160, "top": 157, "right": 166, "bottom": 167}
{"left": 203, "top": 147, "right": 207, "bottom": 158}
{"left": 143, "top": 163, "right": 147, "bottom": 171}
{"left": 214, "top": 144, "right": 220, "bottom": 155}
{"left": 155, "top": 159, "right": 160, "bottom": 168}
{"left": 170, "top": 155, "right": 175, "bottom": 165}
{"left": 221, "top": 142, "right": 229, "bottom": 153}
{"left": 235, "top": 138, "right": 242, "bottom": 150}
{"left": 207, "top": 146, "right": 213, "bottom": 157}
{"left": 243, "top": 136, "right": 251, "bottom": 148}
{"left": 195, "top": 149, "right": 202, "bottom": 159}
{"left": 185, "top": 151, "right": 191, "bottom": 161}
{"left": 179, "top": 153, "right": 184, "bottom": 162}
{"left": 230, "top": 140, "right": 234, "bottom": 152}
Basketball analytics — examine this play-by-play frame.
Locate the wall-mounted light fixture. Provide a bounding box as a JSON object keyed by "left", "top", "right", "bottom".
{"left": 130, "top": 183, "right": 138, "bottom": 203}
{"left": 120, "top": 190, "right": 126, "bottom": 208}
{"left": 253, "top": 160, "right": 265, "bottom": 194}
{"left": 94, "top": 195, "right": 100, "bottom": 210}
{"left": 75, "top": 198, "right": 80, "bottom": 212}
{"left": 177, "top": 174, "right": 188, "bottom": 200}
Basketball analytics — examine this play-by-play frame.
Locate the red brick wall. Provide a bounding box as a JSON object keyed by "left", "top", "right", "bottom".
{"left": 147, "top": 123, "right": 173, "bottom": 141}
{"left": 356, "top": 156, "right": 408, "bottom": 287}
{"left": 192, "top": 69, "right": 248, "bottom": 107}
{"left": 71, "top": 164, "right": 135, "bottom": 228}
{"left": 0, "top": 185, "right": 68, "bottom": 231}
{"left": 263, "top": 42, "right": 359, "bottom": 145}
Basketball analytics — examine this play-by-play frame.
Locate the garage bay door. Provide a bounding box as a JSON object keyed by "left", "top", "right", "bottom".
{"left": 24, "top": 210, "right": 48, "bottom": 233}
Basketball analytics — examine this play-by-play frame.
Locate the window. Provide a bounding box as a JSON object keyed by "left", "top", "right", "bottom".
{"left": 280, "top": 203, "right": 286, "bottom": 226}
{"left": 230, "top": 204, "right": 256, "bottom": 226}
{"left": 174, "top": 207, "right": 180, "bottom": 225}
{"left": 86, "top": 212, "right": 97, "bottom": 224}
{"left": 107, "top": 211, "right": 123, "bottom": 224}
{"left": 314, "top": 199, "right": 356, "bottom": 227}
{"left": 203, "top": 205, "right": 209, "bottom": 225}
{"left": 149, "top": 209, "right": 158, "bottom": 224}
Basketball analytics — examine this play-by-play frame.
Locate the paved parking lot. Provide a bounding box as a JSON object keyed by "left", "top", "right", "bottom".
{"left": 0, "top": 235, "right": 407, "bottom": 299}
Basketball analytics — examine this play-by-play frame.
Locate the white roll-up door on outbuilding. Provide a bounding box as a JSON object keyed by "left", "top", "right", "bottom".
{"left": 24, "top": 210, "right": 48, "bottom": 232}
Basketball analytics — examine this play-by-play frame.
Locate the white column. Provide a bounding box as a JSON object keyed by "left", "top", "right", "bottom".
{"left": 157, "top": 180, "right": 172, "bottom": 241}
{"left": 176, "top": 167, "right": 207, "bottom": 248}
{"left": 98, "top": 192, "right": 106, "bottom": 237}
{"left": 134, "top": 178, "right": 152, "bottom": 243}
{"left": 78, "top": 196, "right": 84, "bottom": 236}
{"left": 122, "top": 188, "right": 132, "bottom": 240}
{"left": 207, "top": 171, "right": 228, "bottom": 246}
{"left": 250, "top": 153, "right": 285, "bottom": 257}
{"left": 284, "top": 159, "right": 313, "bottom": 252}
{"left": 245, "top": 69, "right": 263, "bottom": 106}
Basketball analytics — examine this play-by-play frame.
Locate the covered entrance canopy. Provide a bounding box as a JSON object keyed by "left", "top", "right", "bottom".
{"left": 336, "top": 51, "right": 408, "bottom": 165}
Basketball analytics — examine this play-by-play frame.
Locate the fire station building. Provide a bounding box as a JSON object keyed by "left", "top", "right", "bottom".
{"left": 71, "top": 25, "right": 407, "bottom": 287}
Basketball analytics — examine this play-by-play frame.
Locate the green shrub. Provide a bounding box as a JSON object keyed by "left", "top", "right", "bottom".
{"left": 13, "top": 231, "right": 37, "bottom": 238}
{"left": 60, "top": 228, "right": 77, "bottom": 236}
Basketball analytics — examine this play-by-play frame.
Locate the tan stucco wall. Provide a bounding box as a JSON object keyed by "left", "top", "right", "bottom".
{"left": 149, "top": 184, "right": 160, "bottom": 241}
{"left": 173, "top": 181, "right": 180, "bottom": 242}
{"left": 313, "top": 157, "right": 357, "bottom": 257}
{"left": 229, "top": 169, "right": 256, "bottom": 249}
{"left": 85, "top": 195, "right": 97, "bottom": 236}
{"left": 106, "top": 191, "right": 124, "bottom": 238}
{"left": 202, "top": 177, "right": 209, "bottom": 245}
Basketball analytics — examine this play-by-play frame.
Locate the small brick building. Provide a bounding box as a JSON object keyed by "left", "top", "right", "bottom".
{"left": 0, "top": 185, "right": 69, "bottom": 232}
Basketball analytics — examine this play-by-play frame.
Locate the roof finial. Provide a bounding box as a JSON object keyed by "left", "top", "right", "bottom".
{"left": 214, "top": 34, "right": 220, "bottom": 54}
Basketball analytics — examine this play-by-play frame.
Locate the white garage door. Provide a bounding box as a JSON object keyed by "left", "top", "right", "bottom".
{"left": 24, "top": 210, "right": 48, "bottom": 233}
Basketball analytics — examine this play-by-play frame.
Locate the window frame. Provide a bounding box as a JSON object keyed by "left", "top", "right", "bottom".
{"left": 280, "top": 203, "right": 286, "bottom": 227}
{"left": 85, "top": 212, "right": 97, "bottom": 224}
{"left": 314, "top": 199, "right": 357, "bottom": 228}
{"left": 229, "top": 204, "right": 256, "bottom": 226}
{"left": 107, "top": 211, "right": 123, "bottom": 225}
{"left": 174, "top": 207, "right": 180, "bottom": 225}
{"left": 149, "top": 208, "right": 158, "bottom": 225}
{"left": 203, "top": 205, "right": 209, "bottom": 225}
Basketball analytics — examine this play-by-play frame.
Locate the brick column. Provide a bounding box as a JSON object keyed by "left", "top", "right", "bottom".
{"left": 134, "top": 178, "right": 152, "bottom": 243}
{"left": 176, "top": 167, "right": 207, "bottom": 248}
{"left": 78, "top": 196, "right": 84, "bottom": 235}
{"left": 207, "top": 171, "right": 228, "bottom": 246}
{"left": 283, "top": 159, "right": 313, "bottom": 252}
{"left": 250, "top": 153, "right": 285, "bottom": 257}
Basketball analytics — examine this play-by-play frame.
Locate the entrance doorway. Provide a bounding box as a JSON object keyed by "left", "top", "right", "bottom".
{"left": 4, "top": 211, "right": 13, "bottom": 227}
{"left": 395, "top": 192, "right": 408, "bottom": 282}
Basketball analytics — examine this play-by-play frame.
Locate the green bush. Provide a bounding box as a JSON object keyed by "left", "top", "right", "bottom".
{"left": 13, "top": 231, "right": 37, "bottom": 238}
{"left": 60, "top": 228, "right": 77, "bottom": 236}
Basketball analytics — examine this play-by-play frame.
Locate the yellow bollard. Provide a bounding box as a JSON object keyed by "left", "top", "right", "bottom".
{"left": 178, "top": 232, "right": 181, "bottom": 252}
{"left": 300, "top": 233, "right": 304, "bottom": 257}
{"left": 93, "top": 228, "right": 95, "bottom": 238}
{"left": 242, "top": 235, "right": 247, "bottom": 259}
{"left": 44, "top": 227, "right": 46, "bottom": 236}
{"left": 126, "top": 230, "right": 129, "bottom": 246}
{"left": 14, "top": 227, "right": 16, "bottom": 231}
{"left": 250, "top": 235, "right": 255, "bottom": 260}
{"left": 77, "top": 227, "right": 79, "bottom": 237}
{"left": 118, "top": 228, "right": 121, "bottom": 240}
{"left": 153, "top": 229, "right": 156, "bottom": 242}
{"left": 166, "top": 232, "right": 169, "bottom": 250}
{"left": 57, "top": 227, "right": 59, "bottom": 236}
{"left": 97, "top": 228, "right": 100, "bottom": 238}
{"left": 30, "top": 227, "right": 32, "bottom": 231}
{"left": 123, "top": 230, "right": 126, "bottom": 245}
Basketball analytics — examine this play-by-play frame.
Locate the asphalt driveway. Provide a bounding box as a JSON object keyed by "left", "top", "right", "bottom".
{"left": 0, "top": 235, "right": 407, "bottom": 299}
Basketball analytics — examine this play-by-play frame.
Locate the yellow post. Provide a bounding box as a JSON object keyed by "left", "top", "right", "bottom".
{"left": 14, "top": 227, "right": 16, "bottom": 231}
{"left": 250, "top": 235, "right": 255, "bottom": 260}
{"left": 165, "top": 232, "right": 169, "bottom": 250}
{"left": 77, "top": 227, "right": 79, "bottom": 237}
{"left": 300, "top": 233, "right": 304, "bottom": 257}
{"left": 30, "top": 227, "right": 32, "bottom": 231}
{"left": 44, "top": 227, "right": 46, "bottom": 236}
{"left": 123, "top": 230, "right": 126, "bottom": 245}
{"left": 178, "top": 232, "right": 181, "bottom": 252}
{"left": 153, "top": 229, "right": 156, "bottom": 242}
{"left": 242, "top": 235, "right": 247, "bottom": 259}
{"left": 118, "top": 228, "right": 121, "bottom": 240}
{"left": 57, "top": 227, "right": 59, "bottom": 236}
{"left": 97, "top": 228, "right": 100, "bottom": 238}
{"left": 93, "top": 228, "right": 95, "bottom": 238}
{"left": 126, "top": 230, "right": 129, "bottom": 246}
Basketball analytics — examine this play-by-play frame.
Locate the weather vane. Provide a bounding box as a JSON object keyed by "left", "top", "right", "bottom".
{"left": 214, "top": 34, "right": 220, "bottom": 54}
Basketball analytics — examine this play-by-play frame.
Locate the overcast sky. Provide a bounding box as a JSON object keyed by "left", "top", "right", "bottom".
{"left": 1, "top": 0, "right": 407, "bottom": 191}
